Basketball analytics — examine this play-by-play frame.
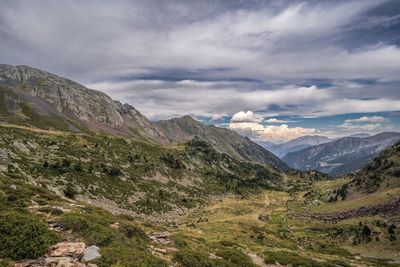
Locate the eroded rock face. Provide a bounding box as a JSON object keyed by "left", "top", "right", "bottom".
{"left": 0, "top": 64, "right": 124, "bottom": 130}
{"left": 0, "top": 64, "right": 171, "bottom": 144}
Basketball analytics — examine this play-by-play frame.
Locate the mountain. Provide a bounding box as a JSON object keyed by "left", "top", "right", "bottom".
{"left": 154, "top": 115, "right": 289, "bottom": 172}
{"left": 0, "top": 64, "right": 170, "bottom": 144}
{"left": 263, "top": 135, "right": 331, "bottom": 158}
{"left": 282, "top": 132, "right": 400, "bottom": 176}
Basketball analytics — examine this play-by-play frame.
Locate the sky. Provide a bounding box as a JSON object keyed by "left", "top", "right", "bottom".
{"left": 1, "top": 0, "right": 400, "bottom": 143}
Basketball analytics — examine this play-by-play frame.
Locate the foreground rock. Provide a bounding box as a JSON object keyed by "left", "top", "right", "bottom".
{"left": 83, "top": 246, "right": 101, "bottom": 262}
{"left": 49, "top": 242, "right": 85, "bottom": 257}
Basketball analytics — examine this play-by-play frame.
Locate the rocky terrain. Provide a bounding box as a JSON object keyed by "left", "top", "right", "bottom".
{"left": 282, "top": 132, "right": 400, "bottom": 176}
{"left": 0, "top": 64, "right": 170, "bottom": 144}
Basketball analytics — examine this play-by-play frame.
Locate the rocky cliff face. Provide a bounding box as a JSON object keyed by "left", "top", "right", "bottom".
{"left": 0, "top": 64, "right": 170, "bottom": 144}
{"left": 282, "top": 132, "right": 400, "bottom": 176}
{"left": 155, "top": 115, "right": 289, "bottom": 172}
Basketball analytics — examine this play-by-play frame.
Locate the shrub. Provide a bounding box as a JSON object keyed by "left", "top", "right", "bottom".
{"left": 63, "top": 183, "right": 77, "bottom": 199}
{"left": 119, "top": 222, "right": 147, "bottom": 239}
{"left": 58, "top": 211, "right": 116, "bottom": 246}
{"left": 215, "top": 248, "right": 257, "bottom": 266}
{"left": 98, "top": 246, "right": 168, "bottom": 266}
{"left": 173, "top": 249, "right": 212, "bottom": 267}
{"left": 264, "top": 251, "right": 335, "bottom": 267}
{"left": 0, "top": 211, "right": 61, "bottom": 260}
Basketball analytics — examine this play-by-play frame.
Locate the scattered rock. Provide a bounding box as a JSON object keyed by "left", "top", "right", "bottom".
{"left": 83, "top": 245, "right": 101, "bottom": 262}
{"left": 110, "top": 222, "right": 119, "bottom": 229}
{"left": 49, "top": 242, "right": 86, "bottom": 257}
{"left": 149, "top": 232, "right": 172, "bottom": 244}
{"left": 209, "top": 253, "right": 222, "bottom": 259}
{"left": 10, "top": 184, "right": 17, "bottom": 190}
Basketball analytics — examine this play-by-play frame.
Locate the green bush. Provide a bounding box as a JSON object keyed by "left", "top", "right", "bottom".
{"left": 118, "top": 222, "right": 147, "bottom": 239}
{"left": 58, "top": 211, "right": 117, "bottom": 246}
{"left": 173, "top": 249, "right": 212, "bottom": 267}
{"left": 98, "top": 246, "right": 168, "bottom": 266}
{"left": 0, "top": 211, "right": 61, "bottom": 260}
{"left": 63, "top": 183, "right": 78, "bottom": 199}
{"left": 264, "top": 251, "right": 335, "bottom": 267}
{"left": 215, "top": 249, "right": 257, "bottom": 267}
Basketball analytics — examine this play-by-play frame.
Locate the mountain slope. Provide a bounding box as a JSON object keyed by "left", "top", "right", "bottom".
{"left": 0, "top": 124, "right": 284, "bottom": 221}
{"left": 348, "top": 140, "right": 400, "bottom": 194}
{"left": 282, "top": 132, "right": 400, "bottom": 176}
{"left": 155, "top": 115, "right": 289, "bottom": 172}
{"left": 0, "top": 64, "right": 170, "bottom": 144}
{"left": 264, "top": 135, "right": 331, "bottom": 158}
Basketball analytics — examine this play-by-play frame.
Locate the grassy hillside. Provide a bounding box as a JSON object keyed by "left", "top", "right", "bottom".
{"left": 0, "top": 124, "right": 283, "bottom": 221}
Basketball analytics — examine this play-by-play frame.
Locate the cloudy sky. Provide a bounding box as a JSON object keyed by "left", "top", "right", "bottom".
{"left": 1, "top": 0, "right": 400, "bottom": 142}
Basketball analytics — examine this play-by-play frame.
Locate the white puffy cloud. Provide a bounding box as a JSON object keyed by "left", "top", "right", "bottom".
{"left": 337, "top": 122, "right": 383, "bottom": 131}
{"left": 344, "top": 116, "right": 388, "bottom": 123}
{"left": 231, "top": 111, "right": 261, "bottom": 123}
{"left": 228, "top": 121, "right": 315, "bottom": 142}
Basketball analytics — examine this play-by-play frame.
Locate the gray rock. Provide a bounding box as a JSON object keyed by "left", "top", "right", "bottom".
{"left": 83, "top": 245, "right": 101, "bottom": 262}
{"left": 0, "top": 148, "right": 9, "bottom": 172}
{"left": 10, "top": 185, "right": 17, "bottom": 190}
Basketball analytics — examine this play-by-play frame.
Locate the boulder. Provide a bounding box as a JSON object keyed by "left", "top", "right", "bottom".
{"left": 83, "top": 245, "right": 101, "bottom": 262}
{"left": 49, "top": 242, "right": 86, "bottom": 257}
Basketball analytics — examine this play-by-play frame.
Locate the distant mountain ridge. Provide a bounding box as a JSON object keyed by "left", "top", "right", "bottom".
{"left": 282, "top": 132, "right": 400, "bottom": 176}
{"left": 0, "top": 64, "right": 288, "bottom": 171}
{"left": 155, "top": 116, "right": 289, "bottom": 171}
{"left": 260, "top": 135, "right": 331, "bottom": 158}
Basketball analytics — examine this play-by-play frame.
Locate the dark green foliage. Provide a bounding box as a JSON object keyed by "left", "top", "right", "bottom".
{"left": 0, "top": 211, "right": 61, "bottom": 260}
{"left": 264, "top": 251, "right": 337, "bottom": 267}
{"left": 118, "top": 222, "right": 147, "bottom": 239}
{"left": 58, "top": 210, "right": 117, "bottom": 246}
{"left": 108, "top": 166, "right": 121, "bottom": 176}
{"left": 173, "top": 249, "right": 212, "bottom": 267}
{"left": 98, "top": 246, "right": 168, "bottom": 267}
{"left": 161, "top": 153, "right": 185, "bottom": 169}
{"left": 63, "top": 183, "right": 78, "bottom": 199}
{"left": 215, "top": 248, "right": 257, "bottom": 267}
{"left": 361, "top": 225, "right": 372, "bottom": 242}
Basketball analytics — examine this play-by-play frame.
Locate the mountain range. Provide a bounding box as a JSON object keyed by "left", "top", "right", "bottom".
{"left": 262, "top": 135, "right": 332, "bottom": 158}
{"left": 282, "top": 132, "right": 400, "bottom": 176}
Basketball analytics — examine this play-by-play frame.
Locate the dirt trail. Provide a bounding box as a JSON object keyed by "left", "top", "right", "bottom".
{"left": 0, "top": 123, "right": 76, "bottom": 135}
